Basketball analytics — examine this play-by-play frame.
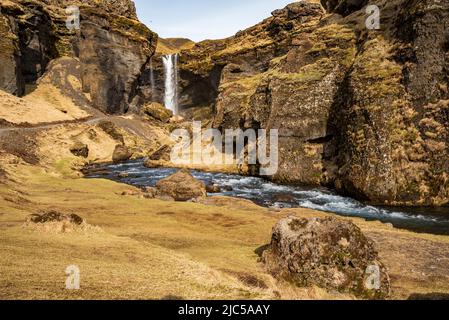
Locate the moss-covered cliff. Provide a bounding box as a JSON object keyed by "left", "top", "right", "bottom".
{"left": 169, "top": 0, "right": 449, "bottom": 206}
{"left": 0, "top": 0, "right": 157, "bottom": 113}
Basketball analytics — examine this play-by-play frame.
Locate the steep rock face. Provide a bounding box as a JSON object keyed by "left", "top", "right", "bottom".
{"left": 0, "top": 0, "right": 156, "bottom": 113}
{"left": 331, "top": 0, "right": 449, "bottom": 205}
{"left": 0, "top": 0, "right": 59, "bottom": 96}
{"left": 78, "top": 7, "right": 156, "bottom": 113}
{"left": 320, "top": 0, "right": 368, "bottom": 16}
{"left": 175, "top": 0, "right": 449, "bottom": 206}
{"left": 0, "top": 8, "right": 21, "bottom": 95}
{"left": 41, "top": 0, "right": 138, "bottom": 19}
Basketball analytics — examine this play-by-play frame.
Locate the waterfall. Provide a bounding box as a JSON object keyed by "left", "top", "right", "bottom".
{"left": 162, "top": 54, "right": 179, "bottom": 115}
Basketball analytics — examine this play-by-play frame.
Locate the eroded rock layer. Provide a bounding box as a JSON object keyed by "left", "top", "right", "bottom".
{"left": 0, "top": 0, "right": 157, "bottom": 113}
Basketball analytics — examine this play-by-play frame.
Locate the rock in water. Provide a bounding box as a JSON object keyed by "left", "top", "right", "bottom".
{"left": 156, "top": 169, "right": 206, "bottom": 201}
{"left": 206, "top": 184, "right": 221, "bottom": 193}
{"left": 112, "top": 145, "right": 133, "bottom": 163}
{"left": 262, "top": 216, "right": 390, "bottom": 299}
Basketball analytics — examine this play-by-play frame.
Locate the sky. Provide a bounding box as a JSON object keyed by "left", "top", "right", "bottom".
{"left": 133, "top": 0, "right": 297, "bottom": 42}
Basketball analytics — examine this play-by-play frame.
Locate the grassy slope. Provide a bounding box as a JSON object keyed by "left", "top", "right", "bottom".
{"left": 0, "top": 160, "right": 448, "bottom": 300}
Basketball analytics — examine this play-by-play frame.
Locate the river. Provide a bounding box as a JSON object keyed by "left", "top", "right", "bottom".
{"left": 85, "top": 159, "right": 449, "bottom": 235}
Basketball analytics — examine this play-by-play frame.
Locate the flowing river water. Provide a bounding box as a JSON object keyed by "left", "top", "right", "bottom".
{"left": 85, "top": 159, "right": 449, "bottom": 235}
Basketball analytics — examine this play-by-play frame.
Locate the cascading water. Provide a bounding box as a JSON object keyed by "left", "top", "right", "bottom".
{"left": 162, "top": 54, "right": 179, "bottom": 115}
{"left": 85, "top": 159, "right": 449, "bottom": 236}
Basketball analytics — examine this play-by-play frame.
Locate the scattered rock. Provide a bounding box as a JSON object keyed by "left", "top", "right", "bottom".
{"left": 222, "top": 185, "right": 234, "bottom": 192}
{"left": 24, "top": 211, "right": 100, "bottom": 234}
{"left": 112, "top": 145, "right": 133, "bottom": 163}
{"left": 121, "top": 189, "right": 142, "bottom": 196}
{"left": 272, "top": 193, "right": 296, "bottom": 203}
{"left": 143, "top": 186, "right": 158, "bottom": 199}
{"left": 206, "top": 184, "right": 221, "bottom": 193}
{"left": 156, "top": 169, "right": 206, "bottom": 201}
{"left": 148, "top": 144, "right": 171, "bottom": 161}
{"left": 155, "top": 194, "right": 176, "bottom": 202}
{"left": 82, "top": 166, "right": 110, "bottom": 176}
{"left": 142, "top": 102, "right": 173, "bottom": 123}
{"left": 26, "top": 211, "right": 84, "bottom": 225}
{"left": 144, "top": 159, "right": 164, "bottom": 168}
{"left": 118, "top": 172, "right": 129, "bottom": 178}
{"left": 70, "top": 142, "right": 89, "bottom": 158}
{"left": 262, "top": 216, "right": 390, "bottom": 299}
{"left": 98, "top": 121, "right": 125, "bottom": 143}
{"left": 169, "top": 115, "right": 185, "bottom": 123}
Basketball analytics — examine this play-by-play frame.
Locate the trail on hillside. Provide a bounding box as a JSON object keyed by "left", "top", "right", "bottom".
{"left": 0, "top": 116, "right": 112, "bottom": 135}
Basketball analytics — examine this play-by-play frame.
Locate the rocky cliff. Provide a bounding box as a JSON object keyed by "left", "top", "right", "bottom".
{"left": 167, "top": 0, "right": 448, "bottom": 206}
{"left": 0, "top": 0, "right": 157, "bottom": 113}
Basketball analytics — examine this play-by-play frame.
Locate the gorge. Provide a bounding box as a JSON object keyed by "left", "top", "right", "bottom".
{"left": 0, "top": 0, "right": 449, "bottom": 301}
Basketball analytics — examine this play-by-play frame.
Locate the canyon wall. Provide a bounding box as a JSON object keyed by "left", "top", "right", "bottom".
{"left": 172, "top": 0, "right": 449, "bottom": 206}
{"left": 0, "top": 0, "right": 157, "bottom": 113}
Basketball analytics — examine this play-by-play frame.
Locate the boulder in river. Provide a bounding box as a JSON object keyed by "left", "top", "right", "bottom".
{"left": 112, "top": 145, "right": 133, "bottom": 163}
{"left": 262, "top": 216, "right": 390, "bottom": 299}
{"left": 156, "top": 169, "right": 206, "bottom": 201}
{"left": 272, "top": 193, "right": 296, "bottom": 203}
{"left": 206, "top": 184, "right": 221, "bottom": 193}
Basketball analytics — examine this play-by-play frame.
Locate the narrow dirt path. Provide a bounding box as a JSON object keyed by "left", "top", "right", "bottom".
{"left": 0, "top": 116, "right": 111, "bottom": 135}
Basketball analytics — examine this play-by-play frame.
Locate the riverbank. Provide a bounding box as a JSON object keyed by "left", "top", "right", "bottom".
{"left": 1, "top": 157, "right": 449, "bottom": 299}
{"left": 84, "top": 159, "right": 449, "bottom": 236}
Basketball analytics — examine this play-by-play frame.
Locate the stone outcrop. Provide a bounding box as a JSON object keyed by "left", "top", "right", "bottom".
{"left": 320, "top": 0, "right": 368, "bottom": 15}
{"left": 170, "top": 0, "right": 449, "bottom": 206}
{"left": 112, "top": 144, "right": 132, "bottom": 163}
{"left": 142, "top": 102, "right": 173, "bottom": 123}
{"left": 155, "top": 169, "right": 207, "bottom": 201}
{"left": 26, "top": 211, "right": 84, "bottom": 225}
{"left": 263, "top": 216, "right": 390, "bottom": 299}
{"left": 0, "top": 0, "right": 157, "bottom": 113}
{"left": 70, "top": 141, "right": 89, "bottom": 158}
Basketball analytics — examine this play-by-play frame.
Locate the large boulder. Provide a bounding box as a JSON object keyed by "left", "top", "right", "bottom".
{"left": 262, "top": 216, "right": 390, "bottom": 299}
{"left": 156, "top": 169, "right": 206, "bottom": 201}
{"left": 112, "top": 144, "right": 132, "bottom": 163}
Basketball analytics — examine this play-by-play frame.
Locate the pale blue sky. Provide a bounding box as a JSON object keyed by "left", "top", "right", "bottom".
{"left": 133, "top": 0, "right": 297, "bottom": 42}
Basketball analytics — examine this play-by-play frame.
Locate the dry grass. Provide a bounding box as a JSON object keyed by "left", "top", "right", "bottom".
{"left": 0, "top": 158, "right": 448, "bottom": 300}
{"left": 0, "top": 86, "right": 90, "bottom": 125}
